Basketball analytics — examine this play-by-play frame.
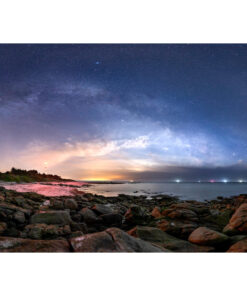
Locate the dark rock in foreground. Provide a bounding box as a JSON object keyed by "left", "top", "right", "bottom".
{"left": 188, "top": 226, "right": 229, "bottom": 246}
{"left": 128, "top": 226, "right": 214, "bottom": 252}
{"left": 70, "top": 227, "right": 167, "bottom": 252}
{"left": 0, "top": 236, "right": 70, "bottom": 252}
{"left": 30, "top": 211, "right": 72, "bottom": 225}
{"left": 223, "top": 203, "right": 247, "bottom": 235}
{"left": 0, "top": 185, "right": 247, "bottom": 252}
{"left": 227, "top": 238, "right": 247, "bottom": 252}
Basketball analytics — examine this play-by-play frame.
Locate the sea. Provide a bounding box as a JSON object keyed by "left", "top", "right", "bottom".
{"left": 82, "top": 182, "right": 247, "bottom": 201}
{"left": 2, "top": 181, "right": 247, "bottom": 201}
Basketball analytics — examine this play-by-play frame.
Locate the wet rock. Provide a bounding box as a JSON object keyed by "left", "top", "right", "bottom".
{"left": 223, "top": 203, "right": 247, "bottom": 235}
{"left": 30, "top": 211, "right": 72, "bottom": 225}
{"left": 157, "top": 218, "right": 198, "bottom": 239}
{"left": 80, "top": 208, "right": 99, "bottom": 224}
{"left": 227, "top": 238, "right": 247, "bottom": 252}
{"left": 188, "top": 227, "right": 229, "bottom": 246}
{"left": 64, "top": 198, "right": 78, "bottom": 210}
{"left": 151, "top": 207, "right": 162, "bottom": 218}
{"left": 70, "top": 227, "right": 167, "bottom": 252}
{"left": 0, "top": 236, "right": 70, "bottom": 252}
{"left": 70, "top": 230, "right": 116, "bottom": 252}
{"left": 128, "top": 226, "right": 214, "bottom": 252}
{"left": 92, "top": 204, "right": 114, "bottom": 215}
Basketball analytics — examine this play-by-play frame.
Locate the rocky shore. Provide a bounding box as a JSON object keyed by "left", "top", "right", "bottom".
{"left": 0, "top": 185, "right": 247, "bottom": 252}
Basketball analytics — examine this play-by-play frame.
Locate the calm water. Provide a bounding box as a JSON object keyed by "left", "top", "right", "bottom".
{"left": 82, "top": 182, "right": 247, "bottom": 201}
{"left": 2, "top": 181, "right": 247, "bottom": 201}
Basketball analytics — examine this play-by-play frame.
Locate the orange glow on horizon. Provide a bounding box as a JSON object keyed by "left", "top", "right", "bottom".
{"left": 82, "top": 178, "right": 112, "bottom": 181}
{"left": 81, "top": 174, "right": 124, "bottom": 182}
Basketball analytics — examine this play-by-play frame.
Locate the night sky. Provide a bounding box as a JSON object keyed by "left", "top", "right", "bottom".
{"left": 1, "top": 44, "right": 247, "bottom": 181}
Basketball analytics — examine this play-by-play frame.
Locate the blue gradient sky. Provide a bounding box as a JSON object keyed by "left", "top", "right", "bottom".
{"left": 1, "top": 44, "right": 247, "bottom": 181}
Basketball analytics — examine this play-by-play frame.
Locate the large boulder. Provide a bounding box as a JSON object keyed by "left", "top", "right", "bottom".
{"left": 223, "top": 204, "right": 247, "bottom": 235}
{"left": 157, "top": 218, "right": 198, "bottom": 239}
{"left": 163, "top": 202, "right": 210, "bottom": 215}
{"left": 64, "top": 199, "right": 78, "bottom": 210}
{"left": 92, "top": 204, "right": 114, "bottom": 215}
{"left": 188, "top": 227, "right": 229, "bottom": 246}
{"left": 80, "top": 208, "right": 99, "bottom": 224}
{"left": 162, "top": 207, "right": 198, "bottom": 222}
{"left": 30, "top": 211, "right": 72, "bottom": 225}
{"left": 227, "top": 238, "right": 247, "bottom": 252}
{"left": 70, "top": 227, "right": 167, "bottom": 252}
{"left": 0, "top": 236, "right": 70, "bottom": 252}
{"left": 128, "top": 226, "right": 213, "bottom": 252}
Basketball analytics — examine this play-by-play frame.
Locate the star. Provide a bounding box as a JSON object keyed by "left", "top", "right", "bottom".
{"left": 95, "top": 61, "right": 101, "bottom": 65}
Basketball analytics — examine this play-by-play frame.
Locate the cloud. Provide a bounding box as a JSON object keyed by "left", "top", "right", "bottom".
{"left": 0, "top": 78, "right": 243, "bottom": 180}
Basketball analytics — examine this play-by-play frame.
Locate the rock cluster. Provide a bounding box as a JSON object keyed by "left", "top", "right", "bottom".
{"left": 0, "top": 186, "right": 247, "bottom": 252}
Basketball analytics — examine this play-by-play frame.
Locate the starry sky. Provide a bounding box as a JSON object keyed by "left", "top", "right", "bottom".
{"left": 1, "top": 44, "right": 247, "bottom": 181}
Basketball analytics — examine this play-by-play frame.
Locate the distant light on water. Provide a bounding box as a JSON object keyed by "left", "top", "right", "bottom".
{"left": 239, "top": 179, "right": 244, "bottom": 183}
{"left": 222, "top": 179, "right": 228, "bottom": 183}
{"left": 175, "top": 179, "right": 181, "bottom": 183}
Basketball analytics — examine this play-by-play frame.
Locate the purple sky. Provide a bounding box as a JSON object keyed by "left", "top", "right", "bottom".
{"left": 1, "top": 44, "right": 247, "bottom": 181}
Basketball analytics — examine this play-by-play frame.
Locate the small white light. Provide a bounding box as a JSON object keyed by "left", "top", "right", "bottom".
{"left": 239, "top": 179, "right": 243, "bottom": 183}
{"left": 222, "top": 179, "right": 228, "bottom": 183}
{"left": 175, "top": 179, "right": 180, "bottom": 183}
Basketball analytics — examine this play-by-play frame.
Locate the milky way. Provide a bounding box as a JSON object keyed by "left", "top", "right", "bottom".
{"left": 1, "top": 44, "right": 247, "bottom": 181}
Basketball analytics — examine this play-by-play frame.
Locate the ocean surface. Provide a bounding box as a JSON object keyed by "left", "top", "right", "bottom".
{"left": 82, "top": 182, "right": 247, "bottom": 201}
{"left": 2, "top": 181, "right": 247, "bottom": 201}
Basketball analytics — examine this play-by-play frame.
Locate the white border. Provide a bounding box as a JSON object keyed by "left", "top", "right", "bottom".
{"left": 0, "top": 253, "right": 247, "bottom": 296}
{"left": 0, "top": 1, "right": 247, "bottom": 296}
{"left": 0, "top": 0, "right": 246, "bottom": 43}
